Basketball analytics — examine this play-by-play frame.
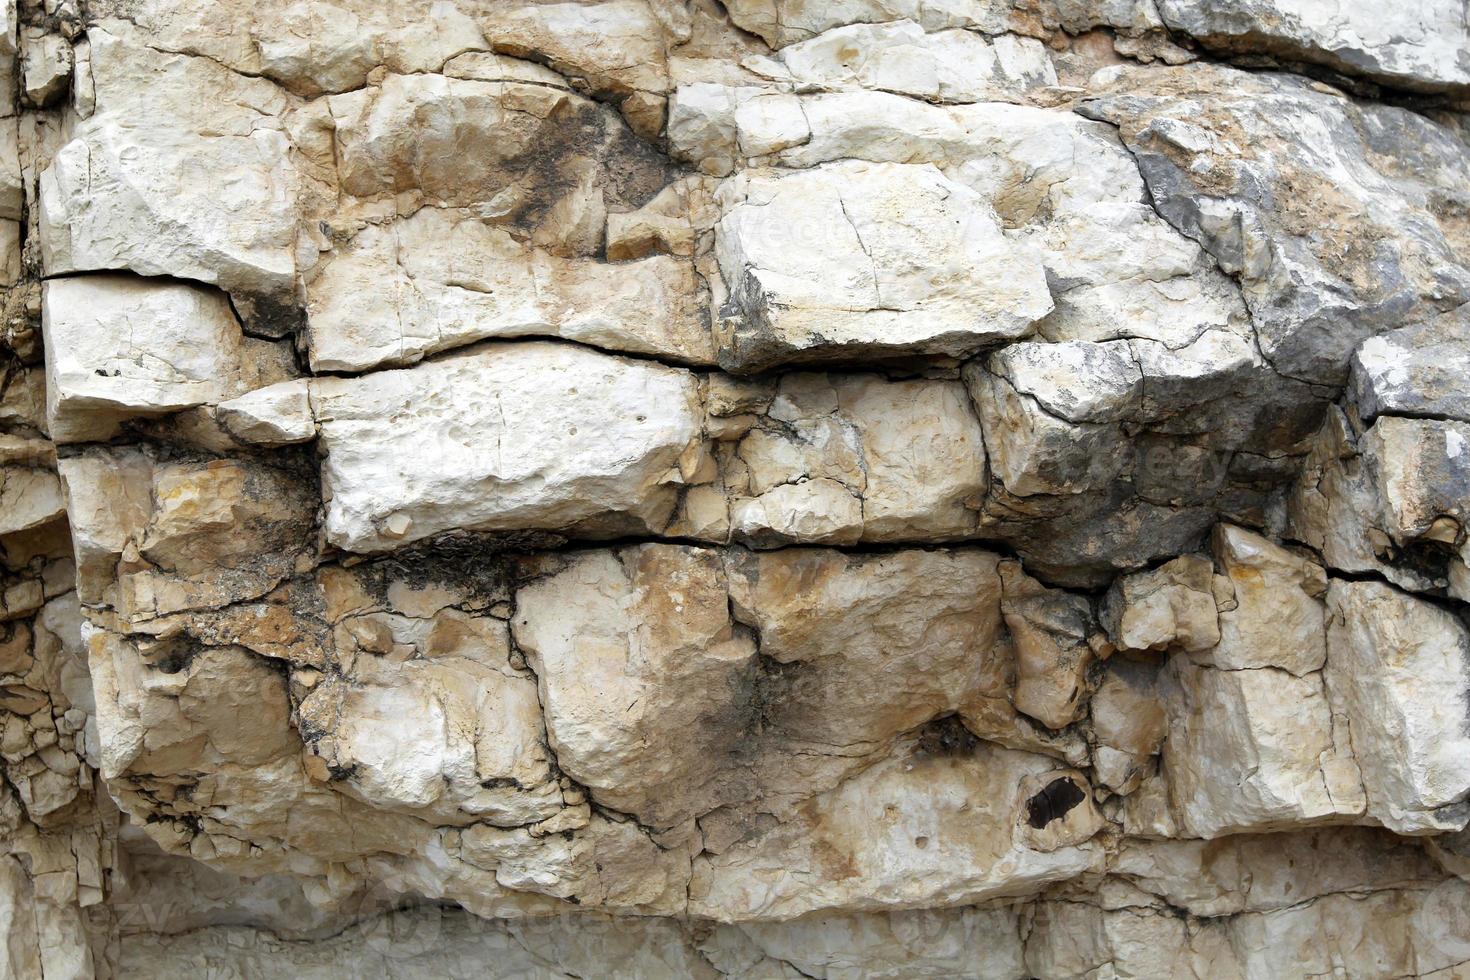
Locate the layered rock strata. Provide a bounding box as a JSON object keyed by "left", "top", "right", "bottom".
{"left": 2, "top": 0, "right": 1470, "bottom": 976}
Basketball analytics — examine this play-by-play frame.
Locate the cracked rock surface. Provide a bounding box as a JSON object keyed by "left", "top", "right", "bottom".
{"left": 2, "top": 0, "right": 1470, "bottom": 976}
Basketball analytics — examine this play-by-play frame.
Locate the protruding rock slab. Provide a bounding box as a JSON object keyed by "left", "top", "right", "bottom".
{"left": 723, "top": 372, "right": 988, "bottom": 546}
{"left": 43, "top": 276, "right": 270, "bottom": 443}
{"left": 714, "top": 160, "right": 1051, "bottom": 372}
{"left": 39, "top": 27, "right": 301, "bottom": 309}
{"left": 777, "top": 21, "right": 1056, "bottom": 103}
{"left": 1158, "top": 0, "right": 1470, "bottom": 93}
{"left": 1326, "top": 580, "right": 1470, "bottom": 834}
{"left": 306, "top": 208, "right": 711, "bottom": 374}
{"left": 1160, "top": 657, "right": 1364, "bottom": 838}
{"left": 1080, "top": 65, "right": 1470, "bottom": 385}
{"left": 1349, "top": 309, "right": 1470, "bottom": 423}
{"left": 312, "top": 342, "right": 704, "bottom": 552}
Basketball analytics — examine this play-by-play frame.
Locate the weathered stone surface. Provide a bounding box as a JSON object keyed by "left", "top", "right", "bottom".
{"left": 723, "top": 372, "right": 987, "bottom": 545}
{"left": 513, "top": 544, "right": 1044, "bottom": 836}
{"left": 1000, "top": 562, "right": 1096, "bottom": 730}
{"left": 13, "top": 0, "right": 1470, "bottom": 973}
{"left": 713, "top": 160, "right": 1052, "bottom": 371}
{"left": 1159, "top": 656, "right": 1364, "bottom": 837}
{"left": 512, "top": 545, "right": 760, "bottom": 831}
{"left": 58, "top": 448, "right": 318, "bottom": 622}
{"left": 1090, "top": 658, "right": 1166, "bottom": 795}
{"left": 0, "top": 467, "right": 63, "bottom": 537}
{"left": 327, "top": 71, "right": 671, "bottom": 256}
{"left": 1349, "top": 309, "right": 1470, "bottom": 423}
{"left": 1080, "top": 64, "right": 1470, "bottom": 386}
{"left": 312, "top": 343, "right": 704, "bottom": 552}
{"left": 1199, "top": 523, "right": 1327, "bottom": 675}
{"left": 1292, "top": 406, "right": 1470, "bottom": 596}
{"left": 214, "top": 380, "right": 314, "bottom": 447}
{"left": 1158, "top": 0, "right": 1470, "bottom": 93}
{"left": 39, "top": 27, "right": 303, "bottom": 313}
{"left": 43, "top": 276, "right": 293, "bottom": 443}
{"left": 306, "top": 207, "right": 712, "bottom": 373}
{"left": 722, "top": 0, "right": 1165, "bottom": 48}
{"left": 776, "top": 21, "right": 1056, "bottom": 103}
{"left": 689, "top": 736, "right": 1104, "bottom": 920}
{"left": 1326, "top": 581, "right": 1470, "bottom": 834}
{"left": 1102, "top": 553, "right": 1219, "bottom": 654}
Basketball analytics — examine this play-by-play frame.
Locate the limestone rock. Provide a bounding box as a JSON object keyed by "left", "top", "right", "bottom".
{"left": 43, "top": 276, "right": 292, "bottom": 443}
{"left": 514, "top": 544, "right": 1021, "bottom": 833}
{"left": 511, "top": 545, "right": 759, "bottom": 831}
{"left": 39, "top": 27, "right": 303, "bottom": 316}
{"left": 85, "top": 0, "right": 486, "bottom": 96}
{"left": 1292, "top": 407, "right": 1470, "bottom": 596}
{"left": 777, "top": 21, "right": 1056, "bottom": 103}
{"left": 214, "top": 380, "right": 314, "bottom": 447}
{"left": 0, "top": 468, "right": 63, "bottom": 537}
{"left": 1102, "top": 554, "right": 1219, "bottom": 654}
{"left": 478, "top": 1, "right": 672, "bottom": 138}
{"left": 15, "top": 0, "right": 1470, "bottom": 973}
{"left": 725, "top": 372, "right": 987, "bottom": 545}
{"left": 690, "top": 735, "right": 1103, "bottom": 920}
{"left": 312, "top": 343, "right": 704, "bottom": 552}
{"left": 720, "top": 0, "right": 1164, "bottom": 48}
{"left": 1349, "top": 309, "right": 1470, "bottom": 423}
{"left": 1080, "top": 65, "right": 1470, "bottom": 385}
{"left": 1158, "top": 0, "right": 1470, "bottom": 93}
{"left": 713, "top": 160, "right": 1052, "bottom": 372}
{"left": 306, "top": 207, "right": 711, "bottom": 373}
{"left": 967, "top": 340, "right": 1138, "bottom": 497}
{"left": 1326, "top": 581, "right": 1470, "bottom": 834}
{"left": 1198, "top": 524, "right": 1327, "bottom": 675}
{"left": 1090, "top": 658, "right": 1167, "bottom": 795}
{"left": 1159, "top": 657, "right": 1364, "bottom": 837}
{"left": 19, "top": 29, "right": 70, "bottom": 109}
{"left": 327, "top": 71, "right": 671, "bottom": 256}
{"left": 57, "top": 448, "right": 318, "bottom": 622}
{"left": 999, "top": 562, "right": 1096, "bottom": 730}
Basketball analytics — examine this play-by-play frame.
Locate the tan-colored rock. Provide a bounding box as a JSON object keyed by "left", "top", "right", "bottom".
{"left": 42, "top": 276, "right": 283, "bottom": 443}
{"left": 777, "top": 21, "right": 1056, "bottom": 103}
{"left": 39, "top": 26, "right": 302, "bottom": 314}
{"left": 1159, "top": 657, "right": 1364, "bottom": 837}
{"left": 725, "top": 373, "right": 987, "bottom": 546}
{"left": 511, "top": 545, "right": 758, "bottom": 831}
{"left": 306, "top": 207, "right": 712, "bottom": 373}
{"left": 57, "top": 448, "right": 318, "bottom": 622}
{"left": 214, "top": 380, "right": 314, "bottom": 446}
{"left": 514, "top": 544, "right": 1016, "bottom": 833}
{"left": 328, "top": 71, "right": 671, "bottom": 256}
{"left": 1090, "top": 658, "right": 1167, "bottom": 795}
{"left": 1198, "top": 524, "right": 1327, "bottom": 675}
{"left": 16, "top": 1, "right": 1470, "bottom": 973}
{"left": 1000, "top": 562, "right": 1096, "bottom": 730}
{"left": 689, "top": 737, "right": 1104, "bottom": 921}
{"left": 1103, "top": 554, "right": 1219, "bottom": 653}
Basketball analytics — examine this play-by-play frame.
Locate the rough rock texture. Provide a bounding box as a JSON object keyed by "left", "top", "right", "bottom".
{"left": 5, "top": 0, "right": 1470, "bottom": 976}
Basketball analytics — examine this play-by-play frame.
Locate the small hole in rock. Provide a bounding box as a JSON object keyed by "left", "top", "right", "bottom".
{"left": 1025, "top": 777, "right": 1086, "bottom": 829}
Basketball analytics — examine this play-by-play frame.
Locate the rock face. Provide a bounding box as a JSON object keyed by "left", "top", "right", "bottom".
{"left": 713, "top": 160, "right": 1053, "bottom": 371}
{"left": 1157, "top": 0, "right": 1470, "bottom": 94}
{"left": 312, "top": 342, "right": 705, "bottom": 551}
{"left": 8, "top": 1, "right": 1470, "bottom": 976}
